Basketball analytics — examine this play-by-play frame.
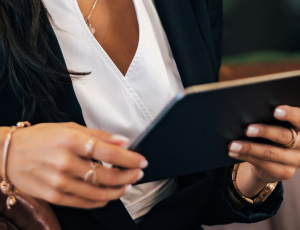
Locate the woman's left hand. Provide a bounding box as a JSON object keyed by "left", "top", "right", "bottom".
{"left": 228, "top": 105, "right": 300, "bottom": 197}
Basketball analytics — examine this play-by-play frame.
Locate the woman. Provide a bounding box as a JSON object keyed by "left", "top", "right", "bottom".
{"left": 0, "top": 0, "right": 297, "bottom": 229}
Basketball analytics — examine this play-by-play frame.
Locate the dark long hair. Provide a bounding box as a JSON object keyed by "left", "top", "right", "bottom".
{"left": 0, "top": 0, "right": 85, "bottom": 122}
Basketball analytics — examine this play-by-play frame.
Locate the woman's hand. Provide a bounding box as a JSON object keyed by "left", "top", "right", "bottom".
{"left": 2, "top": 122, "right": 147, "bottom": 209}
{"left": 228, "top": 105, "right": 300, "bottom": 197}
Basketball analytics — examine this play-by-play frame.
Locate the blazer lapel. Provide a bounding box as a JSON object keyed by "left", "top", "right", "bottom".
{"left": 154, "top": 0, "right": 219, "bottom": 87}
{"left": 190, "top": 0, "right": 222, "bottom": 75}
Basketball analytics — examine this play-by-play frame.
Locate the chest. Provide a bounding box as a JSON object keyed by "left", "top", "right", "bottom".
{"left": 77, "top": 0, "right": 139, "bottom": 76}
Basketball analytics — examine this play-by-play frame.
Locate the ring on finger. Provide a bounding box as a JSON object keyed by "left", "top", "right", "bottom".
{"left": 284, "top": 128, "right": 299, "bottom": 148}
{"left": 85, "top": 137, "right": 98, "bottom": 158}
{"left": 84, "top": 160, "right": 100, "bottom": 184}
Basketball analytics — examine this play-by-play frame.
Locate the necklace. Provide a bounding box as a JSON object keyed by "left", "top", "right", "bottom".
{"left": 84, "top": 0, "right": 98, "bottom": 35}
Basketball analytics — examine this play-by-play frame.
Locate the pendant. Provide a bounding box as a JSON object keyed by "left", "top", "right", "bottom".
{"left": 85, "top": 18, "right": 95, "bottom": 35}
{"left": 88, "top": 25, "right": 96, "bottom": 35}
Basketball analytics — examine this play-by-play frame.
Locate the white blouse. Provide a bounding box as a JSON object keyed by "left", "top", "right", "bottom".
{"left": 44, "top": 0, "right": 184, "bottom": 220}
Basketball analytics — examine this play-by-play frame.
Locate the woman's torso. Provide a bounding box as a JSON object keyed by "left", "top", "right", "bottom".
{"left": 43, "top": 0, "right": 184, "bottom": 221}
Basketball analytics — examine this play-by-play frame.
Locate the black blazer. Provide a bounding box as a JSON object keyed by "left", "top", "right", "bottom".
{"left": 0, "top": 0, "right": 283, "bottom": 229}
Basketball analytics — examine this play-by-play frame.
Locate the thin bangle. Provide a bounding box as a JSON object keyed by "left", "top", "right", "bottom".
{"left": 1, "top": 126, "right": 17, "bottom": 209}
{"left": 0, "top": 122, "right": 31, "bottom": 209}
{"left": 2, "top": 126, "right": 18, "bottom": 182}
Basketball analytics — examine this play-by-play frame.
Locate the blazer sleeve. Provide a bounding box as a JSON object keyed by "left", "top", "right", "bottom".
{"left": 188, "top": 167, "right": 283, "bottom": 227}
{"left": 138, "top": 166, "right": 283, "bottom": 230}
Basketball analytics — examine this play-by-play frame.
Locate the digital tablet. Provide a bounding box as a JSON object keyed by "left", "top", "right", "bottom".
{"left": 128, "top": 70, "right": 300, "bottom": 184}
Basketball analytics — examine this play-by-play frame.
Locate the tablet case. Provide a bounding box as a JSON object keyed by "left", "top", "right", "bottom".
{"left": 128, "top": 70, "right": 300, "bottom": 184}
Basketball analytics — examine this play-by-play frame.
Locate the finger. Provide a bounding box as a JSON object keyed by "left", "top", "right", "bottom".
{"left": 60, "top": 180, "right": 132, "bottom": 203}
{"left": 229, "top": 141, "right": 300, "bottom": 167}
{"left": 61, "top": 131, "right": 147, "bottom": 169}
{"left": 61, "top": 122, "right": 129, "bottom": 147}
{"left": 42, "top": 152, "right": 143, "bottom": 186}
{"left": 48, "top": 153, "right": 144, "bottom": 186}
{"left": 228, "top": 153, "right": 296, "bottom": 181}
{"left": 246, "top": 124, "right": 293, "bottom": 146}
{"left": 31, "top": 166, "right": 133, "bottom": 202}
{"left": 72, "top": 160, "right": 144, "bottom": 186}
{"left": 274, "top": 105, "right": 300, "bottom": 129}
{"left": 47, "top": 193, "right": 109, "bottom": 209}
{"left": 93, "top": 141, "right": 148, "bottom": 168}
{"left": 15, "top": 175, "right": 108, "bottom": 209}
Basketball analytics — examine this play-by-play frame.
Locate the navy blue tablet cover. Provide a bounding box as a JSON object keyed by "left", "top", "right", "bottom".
{"left": 129, "top": 71, "right": 300, "bottom": 184}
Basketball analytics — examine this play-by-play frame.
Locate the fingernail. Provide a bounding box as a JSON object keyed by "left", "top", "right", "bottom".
{"left": 230, "top": 142, "right": 242, "bottom": 152}
{"left": 138, "top": 171, "right": 144, "bottom": 180}
{"left": 111, "top": 134, "right": 130, "bottom": 143}
{"left": 125, "top": 184, "right": 132, "bottom": 193}
{"left": 140, "top": 160, "right": 148, "bottom": 169}
{"left": 274, "top": 108, "right": 286, "bottom": 118}
{"left": 229, "top": 152, "right": 240, "bottom": 158}
{"left": 102, "top": 161, "right": 113, "bottom": 168}
{"left": 247, "top": 126, "right": 259, "bottom": 136}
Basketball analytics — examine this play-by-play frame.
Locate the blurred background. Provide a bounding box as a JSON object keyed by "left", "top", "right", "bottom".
{"left": 205, "top": 1, "right": 300, "bottom": 230}
{"left": 219, "top": 0, "right": 300, "bottom": 81}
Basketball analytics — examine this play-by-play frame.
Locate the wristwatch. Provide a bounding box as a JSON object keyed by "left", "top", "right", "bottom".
{"left": 228, "top": 164, "right": 278, "bottom": 206}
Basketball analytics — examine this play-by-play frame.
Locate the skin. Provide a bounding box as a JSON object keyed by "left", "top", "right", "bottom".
{"left": 77, "top": 0, "right": 139, "bottom": 76}
{"left": 0, "top": 123, "right": 147, "bottom": 209}
{"left": 0, "top": 1, "right": 299, "bottom": 209}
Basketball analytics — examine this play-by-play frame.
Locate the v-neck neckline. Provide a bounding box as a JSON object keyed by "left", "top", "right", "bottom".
{"left": 72, "top": 0, "right": 143, "bottom": 80}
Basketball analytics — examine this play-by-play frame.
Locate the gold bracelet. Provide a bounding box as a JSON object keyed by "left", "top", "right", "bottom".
{"left": 0, "top": 121, "right": 31, "bottom": 209}
{"left": 228, "top": 164, "right": 278, "bottom": 206}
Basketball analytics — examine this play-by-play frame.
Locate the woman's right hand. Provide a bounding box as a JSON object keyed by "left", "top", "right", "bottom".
{"left": 1, "top": 122, "right": 147, "bottom": 209}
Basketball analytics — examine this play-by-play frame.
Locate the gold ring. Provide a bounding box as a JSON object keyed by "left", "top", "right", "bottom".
{"left": 84, "top": 160, "right": 100, "bottom": 184}
{"left": 16, "top": 121, "right": 31, "bottom": 128}
{"left": 85, "top": 137, "right": 98, "bottom": 158}
{"left": 284, "top": 128, "right": 299, "bottom": 148}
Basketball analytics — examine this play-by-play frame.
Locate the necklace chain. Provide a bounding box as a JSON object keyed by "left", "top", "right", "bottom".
{"left": 84, "top": 0, "right": 98, "bottom": 35}
{"left": 86, "top": 0, "right": 98, "bottom": 21}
